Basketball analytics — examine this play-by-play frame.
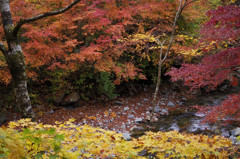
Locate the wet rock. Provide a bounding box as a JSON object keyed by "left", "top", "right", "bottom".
{"left": 221, "top": 129, "right": 230, "bottom": 137}
{"left": 135, "top": 118, "right": 143, "bottom": 123}
{"left": 113, "top": 101, "right": 124, "bottom": 105}
{"left": 169, "top": 123, "right": 180, "bottom": 131}
{"left": 187, "top": 119, "right": 210, "bottom": 133}
{"left": 159, "top": 108, "right": 169, "bottom": 116}
{"left": 194, "top": 112, "right": 206, "bottom": 117}
{"left": 123, "top": 107, "right": 129, "bottom": 111}
{"left": 167, "top": 101, "right": 175, "bottom": 107}
{"left": 231, "top": 127, "right": 240, "bottom": 136}
{"left": 61, "top": 91, "right": 80, "bottom": 106}
{"left": 122, "top": 132, "right": 131, "bottom": 141}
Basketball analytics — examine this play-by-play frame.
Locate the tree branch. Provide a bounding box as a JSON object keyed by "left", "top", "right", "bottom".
{"left": 12, "top": 0, "right": 81, "bottom": 37}
{"left": 0, "top": 42, "right": 8, "bottom": 56}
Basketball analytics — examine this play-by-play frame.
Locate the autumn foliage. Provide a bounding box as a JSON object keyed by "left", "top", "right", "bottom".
{"left": 167, "top": 5, "right": 240, "bottom": 125}
{"left": 0, "top": 118, "right": 234, "bottom": 158}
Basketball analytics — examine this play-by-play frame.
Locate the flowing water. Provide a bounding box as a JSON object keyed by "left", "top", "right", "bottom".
{"left": 131, "top": 86, "right": 240, "bottom": 143}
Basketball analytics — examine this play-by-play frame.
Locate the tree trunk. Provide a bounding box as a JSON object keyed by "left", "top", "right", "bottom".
{"left": 0, "top": 0, "right": 35, "bottom": 118}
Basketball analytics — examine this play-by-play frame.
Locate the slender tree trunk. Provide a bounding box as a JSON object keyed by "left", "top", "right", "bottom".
{"left": 0, "top": 0, "right": 35, "bottom": 118}
{"left": 150, "top": 0, "right": 190, "bottom": 121}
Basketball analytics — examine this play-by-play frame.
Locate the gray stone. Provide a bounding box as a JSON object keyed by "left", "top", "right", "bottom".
{"left": 167, "top": 101, "right": 175, "bottom": 107}
{"left": 181, "top": 96, "right": 187, "bottom": 101}
{"left": 135, "top": 118, "right": 143, "bottom": 123}
{"left": 113, "top": 101, "right": 124, "bottom": 105}
{"left": 128, "top": 114, "right": 135, "bottom": 119}
{"left": 159, "top": 108, "right": 169, "bottom": 116}
{"left": 178, "top": 102, "right": 184, "bottom": 106}
{"left": 154, "top": 106, "right": 161, "bottom": 113}
{"left": 143, "top": 98, "right": 149, "bottom": 102}
{"left": 123, "top": 107, "right": 129, "bottom": 111}
{"left": 61, "top": 91, "right": 80, "bottom": 106}
{"left": 145, "top": 107, "right": 153, "bottom": 111}
{"left": 137, "top": 103, "right": 141, "bottom": 106}
{"left": 231, "top": 127, "right": 240, "bottom": 136}
{"left": 159, "top": 101, "right": 165, "bottom": 105}
{"left": 46, "top": 110, "right": 54, "bottom": 114}
{"left": 122, "top": 132, "right": 131, "bottom": 141}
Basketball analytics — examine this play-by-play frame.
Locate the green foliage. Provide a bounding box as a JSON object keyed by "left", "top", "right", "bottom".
{"left": 97, "top": 72, "right": 117, "bottom": 100}
{"left": 0, "top": 118, "right": 235, "bottom": 159}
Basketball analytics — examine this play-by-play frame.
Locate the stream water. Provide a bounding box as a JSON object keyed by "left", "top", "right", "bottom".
{"left": 131, "top": 86, "right": 240, "bottom": 144}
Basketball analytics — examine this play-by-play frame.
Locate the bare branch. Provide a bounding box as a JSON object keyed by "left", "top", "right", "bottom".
{"left": 12, "top": 0, "right": 81, "bottom": 37}
{"left": 0, "top": 42, "right": 8, "bottom": 56}
{"left": 163, "top": 0, "right": 184, "bottom": 63}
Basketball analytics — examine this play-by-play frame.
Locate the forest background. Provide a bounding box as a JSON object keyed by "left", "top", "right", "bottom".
{"left": 0, "top": 0, "right": 239, "bottom": 132}
{"left": 0, "top": 0, "right": 240, "bottom": 158}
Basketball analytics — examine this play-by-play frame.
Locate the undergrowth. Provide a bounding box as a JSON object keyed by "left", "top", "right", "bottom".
{"left": 0, "top": 118, "right": 236, "bottom": 159}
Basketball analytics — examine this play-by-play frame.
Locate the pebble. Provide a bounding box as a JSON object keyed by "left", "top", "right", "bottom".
{"left": 123, "top": 107, "right": 129, "bottom": 111}
{"left": 121, "top": 124, "right": 126, "bottom": 130}
{"left": 154, "top": 106, "right": 161, "bottom": 113}
{"left": 113, "top": 101, "right": 124, "bottom": 105}
{"left": 159, "top": 108, "right": 169, "bottom": 116}
{"left": 167, "top": 101, "right": 175, "bottom": 107}
{"left": 128, "top": 114, "right": 135, "bottom": 119}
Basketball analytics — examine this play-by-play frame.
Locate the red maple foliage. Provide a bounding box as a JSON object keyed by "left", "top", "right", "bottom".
{"left": 167, "top": 5, "right": 240, "bottom": 125}
{"left": 194, "top": 93, "right": 240, "bottom": 125}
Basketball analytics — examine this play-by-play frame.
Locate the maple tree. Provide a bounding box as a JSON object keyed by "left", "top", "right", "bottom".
{"left": 0, "top": 0, "right": 185, "bottom": 104}
{"left": 167, "top": 4, "right": 240, "bottom": 124}
{"left": 0, "top": 0, "right": 81, "bottom": 118}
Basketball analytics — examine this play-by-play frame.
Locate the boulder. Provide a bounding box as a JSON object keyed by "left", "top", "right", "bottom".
{"left": 231, "top": 127, "right": 240, "bottom": 136}
{"left": 61, "top": 91, "right": 80, "bottom": 106}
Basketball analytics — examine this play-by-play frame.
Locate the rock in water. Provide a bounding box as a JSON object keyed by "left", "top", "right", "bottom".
{"left": 122, "top": 132, "right": 131, "bottom": 141}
